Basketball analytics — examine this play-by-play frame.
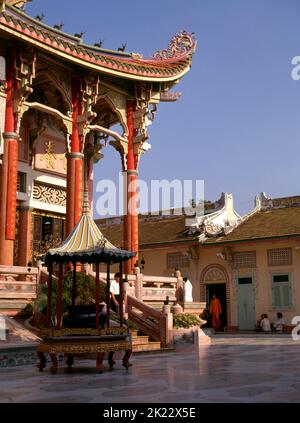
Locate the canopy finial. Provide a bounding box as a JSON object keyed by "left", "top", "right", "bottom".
{"left": 82, "top": 181, "right": 90, "bottom": 216}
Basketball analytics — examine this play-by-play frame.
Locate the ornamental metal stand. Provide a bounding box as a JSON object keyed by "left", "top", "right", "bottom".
{"left": 37, "top": 190, "right": 136, "bottom": 374}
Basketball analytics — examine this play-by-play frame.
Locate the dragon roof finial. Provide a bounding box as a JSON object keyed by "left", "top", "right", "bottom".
{"left": 152, "top": 30, "right": 197, "bottom": 60}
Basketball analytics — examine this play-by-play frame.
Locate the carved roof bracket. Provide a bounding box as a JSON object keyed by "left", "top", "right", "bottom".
{"left": 12, "top": 47, "right": 36, "bottom": 131}
{"left": 77, "top": 111, "right": 97, "bottom": 136}
{"left": 80, "top": 72, "right": 100, "bottom": 113}
{"left": 97, "top": 87, "right": 128, "bottom": 139}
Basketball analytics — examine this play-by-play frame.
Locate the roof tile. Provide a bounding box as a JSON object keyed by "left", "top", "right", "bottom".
{"left": 204, "top": 207, "right": 300, "bottom": 244}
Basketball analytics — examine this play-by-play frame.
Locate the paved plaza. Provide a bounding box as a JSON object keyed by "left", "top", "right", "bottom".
{"left": 0, "top": 335, "right": 300, "bottom": 403}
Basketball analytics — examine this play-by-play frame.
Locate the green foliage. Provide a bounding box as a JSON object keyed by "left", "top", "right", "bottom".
{"left": 110, "top": 311, "right": 138, "bottom": 330}
{"left": 173, "top": 313, "right": 201, "bottom": 329}
{"left": 33, "top": 272, "right": 107, "bottom": 320}
{"left": 17, "top": 303, "right": 33, "bottom": 319}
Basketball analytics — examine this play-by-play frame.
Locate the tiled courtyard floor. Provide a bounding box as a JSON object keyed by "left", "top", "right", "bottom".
{"left": 0, "top": 335, "right": 300, "bottom": 403}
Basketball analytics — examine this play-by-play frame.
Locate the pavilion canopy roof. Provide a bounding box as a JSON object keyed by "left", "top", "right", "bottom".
{"left": 0, "top": 4, "right": 196, "bottom": 82}
{"left": 45, "top": 193, "right": 135, "bottom": 264}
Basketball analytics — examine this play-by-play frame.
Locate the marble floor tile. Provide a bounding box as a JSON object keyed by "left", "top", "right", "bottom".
{"left": 0, "top": 335, "right": 300, "bottom": 403}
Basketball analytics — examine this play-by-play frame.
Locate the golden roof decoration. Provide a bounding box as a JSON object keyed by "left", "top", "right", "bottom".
{"left": 47, "top": 189, "right": 118, "bottom": 257}
{"left": 152, "top": 30, "right": 197, "bottom": 60}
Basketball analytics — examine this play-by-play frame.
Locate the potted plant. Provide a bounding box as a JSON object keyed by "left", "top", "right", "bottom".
{"left": 172, "top": 313, "right": 210, "bottom": 346}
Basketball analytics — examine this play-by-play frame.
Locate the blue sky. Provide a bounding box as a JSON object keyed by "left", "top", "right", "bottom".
{"left": 27, "top": 0, "right": 300, "bottom": 216}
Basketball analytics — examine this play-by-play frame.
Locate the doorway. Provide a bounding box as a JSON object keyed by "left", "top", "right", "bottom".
{"left": 33, "top": 214, "right": 65, "bottom": 259}
{"left": 205, "top": 283, "right": 227, "bottom": 328}
{"left": 237, "top": 277, "right": 256, "bottom": 330}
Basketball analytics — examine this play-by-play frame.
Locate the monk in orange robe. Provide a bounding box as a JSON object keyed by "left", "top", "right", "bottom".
{"left": 209, "top": 295, "right": 222, "bottom": 328}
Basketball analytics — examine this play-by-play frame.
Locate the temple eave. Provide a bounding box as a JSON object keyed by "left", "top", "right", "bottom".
{"left": 0, "top": 24, "right": 191, "bottom": 81}
{"left": 0, "top": 6, "right": 196, "bottom": 82}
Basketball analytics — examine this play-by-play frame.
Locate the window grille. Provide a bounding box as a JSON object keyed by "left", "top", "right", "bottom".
{"left": 167, "top": 252, "right": 189, "bottom": 269}
{"left": 233, "top": 251, "right": 256, "bottom": 268}
{"left": 268, "top": 248, "right": 292, "bottom": 266}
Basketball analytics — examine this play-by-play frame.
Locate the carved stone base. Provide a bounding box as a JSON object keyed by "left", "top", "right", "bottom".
{"left": 36, "top": 337, "right": 132, "bottom": 374}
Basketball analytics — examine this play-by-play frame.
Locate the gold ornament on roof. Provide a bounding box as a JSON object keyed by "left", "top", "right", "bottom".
{"left": 152, "top": 30, "right": 197, "bottom": 60}
{"left": 40, "top": 141, "right": 56, "bottom": 170}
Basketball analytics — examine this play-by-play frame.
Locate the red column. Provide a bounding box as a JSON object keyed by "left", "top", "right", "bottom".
{"left": 0, "top": 50, "right": 19, "bottom": 265}
{"left": 66, "top": 78, "right": 84, "bottom": 235}
{"left": 18, "top": 206, "right": 33, "bottom": 266}
{"left": 47, "top": 262, "right": 53, "bottom": 327}
{"left": 56, "top": 262, "right": 63, "bottom": 329}
{"left": 106, "top": 262, "right": 110, "bottom": 328}
{"left": 124, "top": 100, "right": 139, "bottom": 274}
{"left": 130, "top": 171, "right": 139, "bottom": 268}
{"left": 123, "top": 175, "right": 131, "bottom": 274}
{"left": 66, "top": 155, "right": 75, "bottom": 236}
{"left": 95, "top": 262, "right": 100, "bottom": 329}
{"left": 119, "top": 261, "right": 124, "bottom": 327}
{"left": 66, "top": 79, "right": 84, "bottom": 235}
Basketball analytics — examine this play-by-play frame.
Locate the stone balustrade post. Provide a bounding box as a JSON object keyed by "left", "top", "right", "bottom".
{"left": 134, "top": 266, "right": 143, "bottom": 300}
{"left": 163, "top": 311, "right": 173, "bottom": 347}
{"left": 162, "top": 304, "right": 171, "bottom": 314}
{"left": 175, "top": 269, "right": 184, "bottom": 304}
{"left": 123, "top": 280, "right": 130, "bottom": 318}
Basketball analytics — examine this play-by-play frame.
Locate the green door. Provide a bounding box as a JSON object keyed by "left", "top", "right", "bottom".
{"left": 238, "top": 277, "right": 256, "bottom": 330}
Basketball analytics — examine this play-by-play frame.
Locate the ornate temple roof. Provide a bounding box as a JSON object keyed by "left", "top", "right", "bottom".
{"left": 96, "top": 193, "right": 241, "bottom": 247}
{"left": 45, "top": 192, "right": 135, "bottom": 264}
{"left": 203, "top": 207, "right": 300, "bottom": 245}
{"left": 204, "top": 194, "right": 300, "bottom": 245}
{"left": 0, "top": 3, "right": 196, "bottom": 82}
{"left": 99, "top": 215, "right": 199, "bottom": 248}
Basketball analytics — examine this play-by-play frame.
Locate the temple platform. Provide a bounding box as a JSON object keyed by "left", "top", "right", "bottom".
{"left": 1, "top": 335, "right": 300, "bottom": 402}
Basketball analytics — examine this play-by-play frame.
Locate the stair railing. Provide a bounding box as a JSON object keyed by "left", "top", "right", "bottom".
{"left": 126, "top": 295, "right": 173, "bottom": 348}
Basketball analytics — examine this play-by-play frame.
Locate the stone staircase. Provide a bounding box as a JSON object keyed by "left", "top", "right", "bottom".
{"left": 131, "top": 329, "right": 169, "bottom": 353}
{"left": 0, "top": 266, "right": 38, "bottom": 316}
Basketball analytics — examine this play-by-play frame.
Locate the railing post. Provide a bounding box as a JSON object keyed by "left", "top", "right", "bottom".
{"left": 159, "top": 313, "right": 173, "bottom": 348}
{"left": 123, "top": 278, "right": 130, "bottom": 319}
{"left": 134, "top": 266, "right": 143, "bottom": 300}
{"left": 175, "top": 269, "right": 184, "bottom": 304}
{"left": 165, "top": 311, "right": 174, "bottom": 347}
{"left": 36, "top": 259, "right": 43, "bottom": 286}
{"left": 127, "top": 296, "right": 132, "bottom": 317}
{"left": 161, "top": 306, "right": 173, "bottom": 348}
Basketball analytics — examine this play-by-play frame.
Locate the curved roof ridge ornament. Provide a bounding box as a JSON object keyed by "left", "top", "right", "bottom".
{"left": 152, "top": 30, "right": 197, "bottom": 60}
{"left": 5, "top": 0, "right": 31, "bottom": 9}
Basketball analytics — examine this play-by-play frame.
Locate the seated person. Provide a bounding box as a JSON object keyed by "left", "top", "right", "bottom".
{"left": 260, "top": 314, "right": 271, "bottom": 332}
{"left": 273, "top": 312, "right": 285, "bottom": 332}
{"left": 110, "top": 272, "right": 121, "bottom": 312}
{"left": 256, "top": 314, "right": 265, "bottom": 332}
